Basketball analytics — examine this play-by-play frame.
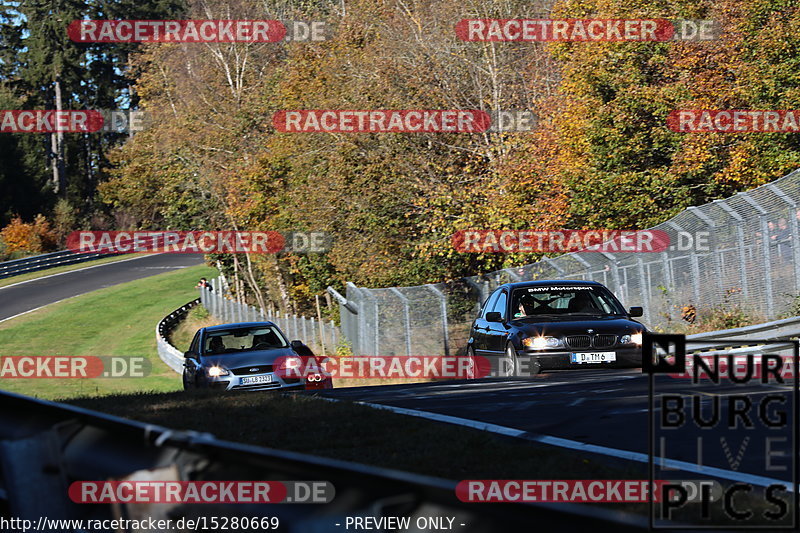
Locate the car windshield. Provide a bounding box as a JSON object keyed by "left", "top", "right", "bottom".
{"left": 203, "top": 325, "right": 288, "bottom": 355}
{"left": 510, "top": 285, "right": 626, "bottom": 318}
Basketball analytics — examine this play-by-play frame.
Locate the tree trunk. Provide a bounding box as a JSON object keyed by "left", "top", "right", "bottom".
{"left": 51, "top": 77, "right": 65, "bottom": 195}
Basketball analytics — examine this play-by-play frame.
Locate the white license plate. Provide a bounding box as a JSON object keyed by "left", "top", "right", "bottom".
{"left": 571, "top": 352, "right": 616, "bottom": 364}
{"left": 241, "top": 374, "right": 273, "bottom": 385}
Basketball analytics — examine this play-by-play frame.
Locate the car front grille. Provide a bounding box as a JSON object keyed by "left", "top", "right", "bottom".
{"left": 566, "top": 335, "right": 591, "bottom": 349}
{"left": 566, "top": 335, "right": 617, "bottom": 349}
{"left": 593, "top": 334, "right": 617, "bottom": 348}
{"left": 230, "top": 365, "right": 273, "bottom": 376}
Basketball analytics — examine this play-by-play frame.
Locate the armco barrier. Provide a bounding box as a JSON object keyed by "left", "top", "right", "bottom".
{"left": 156, "top": 298, "right": 199, "bottom": 373}
{"left": 0, "top": 249, "right": 116, "bottom": 280}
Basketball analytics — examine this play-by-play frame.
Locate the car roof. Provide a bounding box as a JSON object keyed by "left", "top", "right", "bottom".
{"left": 500, "top": 280, "right": 604, "bottom": 291}
{"left": 203, "top": 321, "right": 277, "bottom": 332}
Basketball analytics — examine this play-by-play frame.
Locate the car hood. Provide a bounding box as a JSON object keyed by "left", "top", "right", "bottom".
{"left": 509, "top": 315, "right": 644, "bottom": 336}
{"left": 199, "top": 347, "right": 297, "bottom": 369}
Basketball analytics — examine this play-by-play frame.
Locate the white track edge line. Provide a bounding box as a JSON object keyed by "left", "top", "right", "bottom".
{"left": 345, "top": 399, "right": 793, "bottom": 490}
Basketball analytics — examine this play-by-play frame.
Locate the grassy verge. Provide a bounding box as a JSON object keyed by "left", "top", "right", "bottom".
{"left": 0, "top": 253, "right": 150, "bottom": 289}
{"left": 0, "top": 263, "right": 216, "bottom": 399}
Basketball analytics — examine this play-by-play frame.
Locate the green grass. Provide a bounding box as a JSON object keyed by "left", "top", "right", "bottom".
{"left": 0, "top": 263, "right": 215, "bottom": 399}
{"left": 0, "top": 253, "right": 151, "bottom": 289}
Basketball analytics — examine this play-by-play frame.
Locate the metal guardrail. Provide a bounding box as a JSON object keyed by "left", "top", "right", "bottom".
{"left": 687, "top": 315, "right": 800, "bottom": 341}
{"left": 0, "top": 392, "right": 648, "bottom": 532}
{"left": 0, "top": 249, "right": 117, "bottom": 280}
{"left": 0, "top": 246, "right": 119, "bottom": 279}
{"left": 156, "top": 299, "right": 199, "bottom": 373}
{"left": 686, "top": 316, "right": 800, "bottom": 351}
{"left": 0, "top": 234, "right": 168, "bottom": 281}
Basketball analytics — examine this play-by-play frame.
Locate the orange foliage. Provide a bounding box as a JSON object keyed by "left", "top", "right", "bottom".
{"left": 0, "top": 215, "right": 58, "bottom": 254}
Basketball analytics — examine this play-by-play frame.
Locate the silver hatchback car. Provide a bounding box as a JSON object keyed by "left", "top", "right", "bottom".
{"left": 182, "top": 321, "right": 331, "bottom": 391}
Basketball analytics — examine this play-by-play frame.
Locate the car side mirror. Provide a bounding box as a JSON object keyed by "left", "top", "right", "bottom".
{"left": 485, "top": 311, "right": 502, "bottom": 323}
{"left": 628, "top": 306, "right": 644, "bottom": 317}
{"left": 291, "top": 340, "right": 315, "bottom": 357}
{"left": 184, "top": 350, "right": 199, "bottom": 359}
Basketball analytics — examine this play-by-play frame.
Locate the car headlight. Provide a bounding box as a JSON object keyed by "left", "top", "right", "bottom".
{"left": 621, "top": 333, "right": 643, "bottom": 345}
{"left": 523, "top": 336, "right": 562, "bottom": 350}
{"left": 207, "top": 365, "right": 230, "bottom": 377}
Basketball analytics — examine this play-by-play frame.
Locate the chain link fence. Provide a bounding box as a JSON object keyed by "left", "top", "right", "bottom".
{"left": 341, "top": 169, "right": 800, "bottom": 356}
{"left": 199, "top": 276, "right": 339, "bottom": 356}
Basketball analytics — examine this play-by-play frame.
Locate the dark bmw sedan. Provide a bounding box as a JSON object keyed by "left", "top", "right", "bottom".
{"left": 182, "top": 321, "right": 332, "bottom": 391}
{"left": 466, "top": 280, "right": 646, "bottom": 376}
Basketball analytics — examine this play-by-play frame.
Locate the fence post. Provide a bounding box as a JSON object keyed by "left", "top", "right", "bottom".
{"left": 740, "top": 193, "right": 775, "bottom": 318}
{"left": 768, "top": 183, "right": 800, "bottom": 296}
{"left": 464, "top": 277, "right": 487, "bottom": 308}
{"left": 666, "top": 221, "right": 701, "bottom": 306}
{"left": 599, "top": 252, "right": 623, "bottom": 303}
{"left": 360, "top": 290, "right": 380, "bottom": 356}
{"left": 347, "top": 282, "right": 366, "bottom": 356}
{"left": 635, "top": 256, "right": 651, "bottom": 324}
{"left": 717, "top": 201, "right": 749, "bottom": 300}
{"left": 390, "top": 288, "right": 412, "bottom": 356}
{"left": 425, "top": 284, "right": 450, "bottom": 357}
{"left": 688, "top": 206, "right": 723, "bottom": 305}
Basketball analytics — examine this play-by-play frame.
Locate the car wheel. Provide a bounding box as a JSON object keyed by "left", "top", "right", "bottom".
{"left": 182, "top": 371, "right": 192, "bottom": 390}
{"left": 502, "top": 343, "right": 519, "bottom": 377}
{"left": 466, "top": 346, "right": 477, "bottom": 379}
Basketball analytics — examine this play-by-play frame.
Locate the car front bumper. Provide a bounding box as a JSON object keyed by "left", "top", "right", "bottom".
{"left": 204, "top": 372, "right": 307, "bottom": 391}
{"left": 513, "top": 346, "right": 642, "bottom": 373}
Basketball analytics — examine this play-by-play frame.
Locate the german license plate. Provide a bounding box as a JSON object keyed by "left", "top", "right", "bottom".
{"left": 571, "top": 352, "right": 616, "bottom": 364}
{"left": 241, "top": 374, "right": 273, "bottom": 385}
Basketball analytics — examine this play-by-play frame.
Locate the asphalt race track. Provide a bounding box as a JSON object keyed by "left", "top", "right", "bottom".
{"left": 0, "top": 253, "right": 205, "bottom": 321}
{"left": 319, "top": 369, "right": 796, "bottom": 485}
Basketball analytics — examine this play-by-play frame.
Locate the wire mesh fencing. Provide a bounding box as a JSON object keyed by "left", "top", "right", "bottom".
{"left": 342, "top": 169, "right": 800, "bottom": 356}
{"left": 199, "top": 278, "right": 339, "bottom": 356}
